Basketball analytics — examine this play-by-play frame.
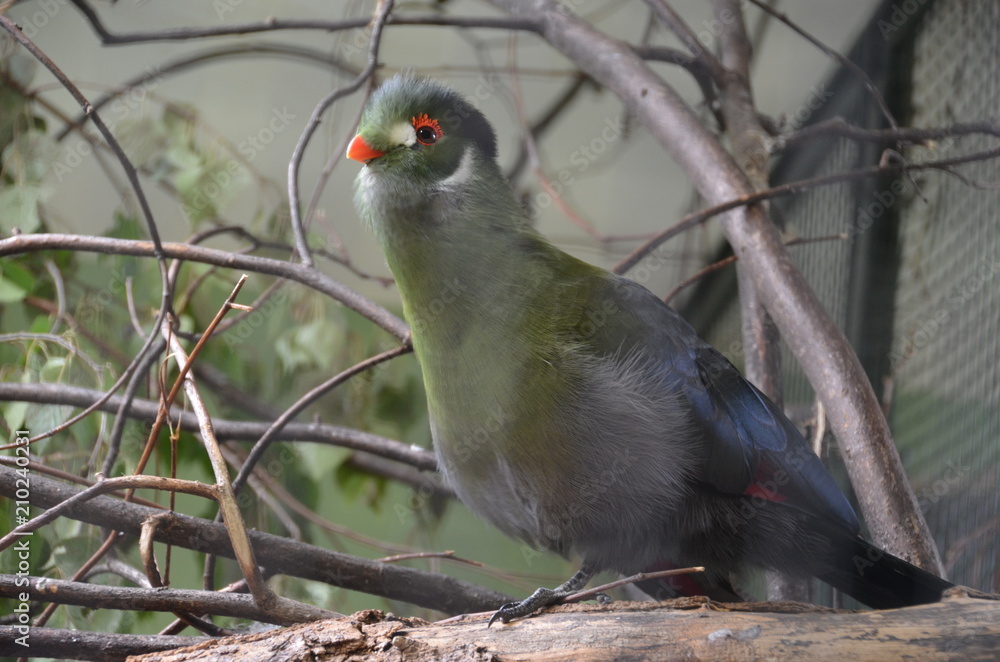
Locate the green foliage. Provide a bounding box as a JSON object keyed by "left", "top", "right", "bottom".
{"left": 0, "top": 258, "right": 32, "bottom": 303}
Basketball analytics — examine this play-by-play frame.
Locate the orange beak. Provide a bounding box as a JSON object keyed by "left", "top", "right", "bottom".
{"left": 346, "top": 135, "right": 386, "bottom": 162}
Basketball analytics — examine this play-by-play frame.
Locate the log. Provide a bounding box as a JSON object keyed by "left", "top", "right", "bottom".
{"left": 128, "top": 589, "right": 1000, "bottom": 661}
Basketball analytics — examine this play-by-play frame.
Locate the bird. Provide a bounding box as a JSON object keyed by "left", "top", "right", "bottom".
{"left": 346, "top": 75, "right": 953, "bottom": 624}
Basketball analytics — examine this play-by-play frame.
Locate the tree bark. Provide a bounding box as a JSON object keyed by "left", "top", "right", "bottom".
{"left": 123, "top": 591, "right": 999, "bottom": 662}
{"left": 0, "top": 466, "right": 510, "bottom": 616}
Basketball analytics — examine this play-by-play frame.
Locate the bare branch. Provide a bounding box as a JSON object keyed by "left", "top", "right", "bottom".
{"left": 614, "top": 144, "right": 1000, "bottom": 273}
{"left": 0, "top": 381, "right": 436, "bottom": 470}
{"left": 0, "top": 234, "right": 409, "bottom": 340}
{"left": 0, "top": 465, "right": 512, "bottom": 615}
{"left": 65, "top": 1, "right": 540, "bottom": 45}
{"left": 773, "top": 118, "right": 1000, "bottom": 151}
{"left": 0, "top": 623, "right": 206, "bottom": 661}
{"left": 287, "top": 0, "right": 395, "bottom": 267}
{"left": 0, "top": 574, "right": 303, "bottom": 626}
{"left": 745, "top": 0, "right": 898, "bottom": 129}
{"left": 230, "top": 342, "right": 413, "bottom": 494}
{"left": 162, "top": 303, "right": 337, "bottom": 625}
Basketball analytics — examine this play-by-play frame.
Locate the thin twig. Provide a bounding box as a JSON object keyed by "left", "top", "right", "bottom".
{"left": 127, "top": 276, "right": 251, "bottom": 501}
{"left": 42, "top": 259, "right": 66, "bottom": 335}
{"left": 0, "top": 234, "right": 409, "bottom": 340}
{"left": 55, "top": 43, "right": 360, "bottom": 141}
{"left": 0, "top": 474, "right": 217, "bottom": 551}
{"left": 378, "top": 551, "right": 484, "bottom": 567}
{"left": 642, "top": 0, "right": 726, "bottom": 83}
{"left": 745, "top": 0, "right": 898, "bottom": 130}
{"left": 287, "top": 0, "right": 395, "bottom": 267}
{"left": 614, "top": 143, "right": 1000, "bottom": 274}
{"left": 773, "top": 118, "right": 1000, "bottom": 151}
{"left": 663, "top": 233, "right": 848, "bottom": 303}
{"left": 230, "top": 342, "right": 413, "bottom": 494}
{"left": 0, "top": 381, "right": 436, "bottom": 470}
{"left": 564, "top": 566, "right": 705, "bottom": 604}
{"left": 66, "top": 1, "right": 539, "bottom": 45}
{"left": 300, "top": 76, "right": 376, "bottom": 263}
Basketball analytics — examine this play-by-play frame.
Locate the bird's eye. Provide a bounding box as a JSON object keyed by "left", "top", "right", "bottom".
{"left": 412, "top": 114, "right": 443, "bottom": 146}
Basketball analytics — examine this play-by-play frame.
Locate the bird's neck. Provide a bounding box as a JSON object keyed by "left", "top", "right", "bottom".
{"left": 385, "top": 212, "right": 546, "bottom": 342}
{"left": 368, "top": 165, "right": 548, "bottom": 337}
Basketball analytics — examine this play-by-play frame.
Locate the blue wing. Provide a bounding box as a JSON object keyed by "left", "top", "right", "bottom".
{"left": 688, "top": 345, "right": 859, "bottom": 532}
{"left": 604, "top": 275, "right": 860, "bottom": 533}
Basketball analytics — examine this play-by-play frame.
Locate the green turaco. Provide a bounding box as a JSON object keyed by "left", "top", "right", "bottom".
{"left": 347, "top": 75, "right": 952, "bottom": 624}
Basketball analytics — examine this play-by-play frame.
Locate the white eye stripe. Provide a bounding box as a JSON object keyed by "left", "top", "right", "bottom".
{"left": 389, "top": 121, "right": 416, "bottom": 147}
{"left": 437, "top": 146, "right": 475, "bottom": 190}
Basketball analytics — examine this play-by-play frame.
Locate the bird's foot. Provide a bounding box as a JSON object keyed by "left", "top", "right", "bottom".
{"left": 595, "top": 592, "right": 612, "bottom": 605}
{"left": 488, "top": 586, "right": 567, "bottom": 627}
{"left": 487, "top": 565, "right": 597, "bottom": 627}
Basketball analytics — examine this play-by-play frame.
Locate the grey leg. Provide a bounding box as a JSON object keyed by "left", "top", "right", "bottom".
{"left": 488, "top": 563, "right": 596, "bottom": 626}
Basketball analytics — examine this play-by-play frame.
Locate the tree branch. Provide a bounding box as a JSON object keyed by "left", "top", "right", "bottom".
{"left": 65, "top": 0, "right": 540, "bottom": 45}
{"left": 0, "top": 575, "right": 306, "bottom": 626}
{"left": 0, "top": 234, "right": 409, "bottom": 340}
{"left": 0, "top": 625, "right": 205, "bottom": 662}
{"left": 0, "top": 465, "right": 510, "bottom": 615}
{"left": 0, "top": 381, "right": 436, "bottom": 471}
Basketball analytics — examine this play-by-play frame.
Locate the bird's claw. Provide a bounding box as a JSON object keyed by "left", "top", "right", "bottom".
{"left": 487, "top": 602, "right": 517, "bottom": 627}
{"left": 487, "top": 587, "right": 559, "bottom": 627}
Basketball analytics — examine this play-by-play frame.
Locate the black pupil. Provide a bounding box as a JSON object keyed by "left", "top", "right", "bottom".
{"left": 416, "top": 126, "right": 437, "bottom": 144}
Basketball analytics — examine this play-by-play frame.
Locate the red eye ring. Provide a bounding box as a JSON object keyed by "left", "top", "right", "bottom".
{"left": 412, "top": 114, "right": 443, "bottom": 146}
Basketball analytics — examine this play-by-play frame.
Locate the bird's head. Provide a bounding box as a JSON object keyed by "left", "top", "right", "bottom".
{"left": 347, "top": 76, "right": 498, "bottom": 191}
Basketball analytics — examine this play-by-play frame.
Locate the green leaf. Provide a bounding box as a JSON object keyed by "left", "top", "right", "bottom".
{"left": 0, "top": 184, "right": 48, "bottom": 233}
{"left": 0, "top": 399, "right": 27, "bottom": 432}
{"left": 275, "top": 319, "right": 339, "bottom": 374}
{"left": 115, "top": 116, "right": 170, "bottom": 172}
{"left": 0, "top": 260, "right": 36, "bottom": 293}
{"left": 335, "top": 459, "right": 387, "bottom": 509}
{"left": 0, "top": 274, "right": 27, "bottom": 303}
{"left": 2, "top": 129, "right": 57, "bottom": 182}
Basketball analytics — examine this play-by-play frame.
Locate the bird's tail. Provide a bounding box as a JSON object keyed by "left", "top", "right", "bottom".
{"left": 817, "top": 534, "right": 953, "bottom": 609}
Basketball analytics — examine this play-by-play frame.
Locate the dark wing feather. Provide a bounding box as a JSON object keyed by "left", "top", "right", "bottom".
{"left": 690, "top": 346, "right": 859, "bottom": 532}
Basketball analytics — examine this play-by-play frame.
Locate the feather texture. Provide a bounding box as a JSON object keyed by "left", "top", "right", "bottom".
{"left": 350, "top": 75, "right": 952, "bottom": 611}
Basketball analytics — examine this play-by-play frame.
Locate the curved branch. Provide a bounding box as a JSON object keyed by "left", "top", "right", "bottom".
{"left": 0, "top": 624, "right": 205, "bottom": 661}
{"left": 0, "top": 574, "right": 319, "bottom": 626}
{"left": 287, "top": 0, "right": 394, "bottom": 267}
{"left": 0, "top": 234, "right": 409, "bottom": 340}
{"left": 66, "top": 0, "right": 540, "bottom": 45}
{"left": 0, "top": 381, "right": 436, "bottom": 471}
{"left": 0, "top": 465, "right": 511, "bottom": 615}
{"left": 774, "top": 118, "right": 1000, "bottom": 151}
{"left": 55, "top": 43, "right": 361, "bottom": 141}
{"left": 231, "top": 343, "right": 414, "bottom": 494}
{"left": 614, "top": 143, "right": 1000, "bottom": 273}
